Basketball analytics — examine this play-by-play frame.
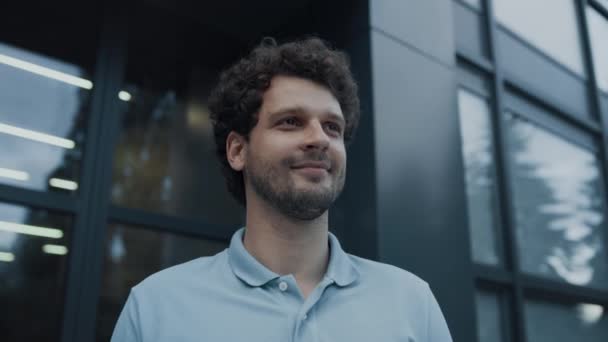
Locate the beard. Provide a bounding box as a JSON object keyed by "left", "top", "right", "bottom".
{"left": 245, "top": 150, "right": 345, "bottom": 220}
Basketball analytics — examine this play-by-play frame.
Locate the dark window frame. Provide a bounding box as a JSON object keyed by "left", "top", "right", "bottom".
{"left": 455, "top": 0, "right": 608, "bottom": 341}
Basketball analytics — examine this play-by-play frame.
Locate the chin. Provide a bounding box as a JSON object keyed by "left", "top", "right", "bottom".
{"left": 295, "top": 180, "right": 332, "bottom": 191}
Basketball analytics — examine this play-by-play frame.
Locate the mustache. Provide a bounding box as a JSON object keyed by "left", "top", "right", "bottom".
{"left": 285, "top": 151, "right": 331, "bottom": 168}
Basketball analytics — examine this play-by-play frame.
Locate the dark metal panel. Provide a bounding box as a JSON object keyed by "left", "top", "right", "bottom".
{"left": 370, "top": 0, "right": 455, "bottom": 67}
{"left": 496, "top": 29, "right": 591, "bottom": 121}
{"left": 370, "top": 30, "right": 476, "bottom": 342}
{"left": 0, "top": 184, "right": 78, "bottom": 214}
{"left": 454, "top": 2, "right": 490, "bottom": 60}
{"left": 342, "top": 25, "right": 379, "bottom": 260}
{"left": 339, "top": 30, "right": 379, "bottom": 259}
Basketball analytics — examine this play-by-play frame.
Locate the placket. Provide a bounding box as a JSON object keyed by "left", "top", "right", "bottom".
{"left": 291, "top": 276, "right": 335, "bottom": 342}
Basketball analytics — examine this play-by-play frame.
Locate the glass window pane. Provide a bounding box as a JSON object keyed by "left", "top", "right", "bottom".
{"left": 96, "top": 223, "right": 228, "bottom": 342}
{"left": 110, "top": 13, "right": 244, "bottom": 225}
{"left": 457, "top": 89, "right": 502, "bottom": 265}
{"left": 0, "top": 42, "right": 92, "bottom": 194}
{"left": 525, "top": 299, "right": 608, "bottom": 341}
{"left": 0, "top": 202, "right": 72, "bottom": 342}
{"left": 494, "top": 0, "right": 585, "bottom": 76}
{"left": 506, "top": 113, "right": 608, "bottom": 289}
{"left": 476, "top": 290, "right": 505, "bottom": 342}
{"left": 586, "top": 6, "right": 608, "bottom": 93}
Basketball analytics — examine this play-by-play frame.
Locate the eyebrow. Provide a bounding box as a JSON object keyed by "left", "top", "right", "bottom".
{"left": 268, "top": 106, "right": 346, "bottom": 126}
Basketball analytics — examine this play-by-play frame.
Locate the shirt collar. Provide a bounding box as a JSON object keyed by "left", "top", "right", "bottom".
{"left": 227, "top": 227, "right": 359, "bottom": 288}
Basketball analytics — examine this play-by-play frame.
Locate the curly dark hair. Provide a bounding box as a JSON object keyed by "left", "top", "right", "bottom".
{"left": 208, "top": 37, "right": 360, "bottom": 206}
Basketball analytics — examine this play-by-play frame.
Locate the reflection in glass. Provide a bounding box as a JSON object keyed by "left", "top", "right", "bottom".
{"left": 507, "top": 113, "right": 608, "bottom": 288}
{"left": 525, "top": 299, "right": 608, "bottom": 341}
{"left": 96, "top": 223, "right": 227, "bottom": 342}
{"left": 0, "top": 42, "right": 91, "bottom": 194}
{"left": 494, "top": 0, "right": 585, "bottom": 76}
{"left": 476, "top": 290, "right": 504, "bottom": 342}
{"left": 0, "top": 202, "right": 72, "bottom": 342}
{"left": 586, "top": 6, "right": 608, "bottom": 93}
{"left": 111, "top": 70, "right": 245, "bottom": 225}
{"left": 457, "top": 89, "right": 502, "bottom": 265}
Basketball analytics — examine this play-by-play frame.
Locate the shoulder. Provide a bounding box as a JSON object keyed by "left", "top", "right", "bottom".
{"left": 132, "top": 249, "right": 228, "bottom": 297}
{"left": 346, "top": 254, "right": 444, "bottom": 336}
{"left": 347, "top": 253, "right": 431, "bottom": 295}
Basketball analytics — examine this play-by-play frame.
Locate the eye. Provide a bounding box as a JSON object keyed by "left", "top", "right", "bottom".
{"left": 279, "top": 117, "right": 300, "bottom": 127}
{"left": 324, "top": 122, "right": 343, "bottom": 135}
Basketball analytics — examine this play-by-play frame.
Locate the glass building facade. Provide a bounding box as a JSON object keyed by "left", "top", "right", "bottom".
{"left": 1, "top": 1, "right": 607, "bottom": 341}
{"left": 455, "top": 0, "right": 608, "bottom": 341}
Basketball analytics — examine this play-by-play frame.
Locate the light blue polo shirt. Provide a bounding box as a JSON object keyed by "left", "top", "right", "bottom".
{"left": 111, "top": 227, "right": 452, "bottom": 341}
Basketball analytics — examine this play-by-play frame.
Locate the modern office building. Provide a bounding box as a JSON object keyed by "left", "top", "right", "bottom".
{"left": 1, "top": 0, "right": 608, "bottom": 341}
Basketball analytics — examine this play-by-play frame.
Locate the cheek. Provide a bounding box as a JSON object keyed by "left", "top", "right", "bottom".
{"left": 333, "top": 145, "right": 347, "bottom": 165}
{"left": 251, "top": 141, "right": 293, "bottom": 169}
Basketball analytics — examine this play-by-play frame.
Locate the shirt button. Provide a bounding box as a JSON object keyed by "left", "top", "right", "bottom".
{"left": 278, "top": 281, "right": 288, "bottom": 291}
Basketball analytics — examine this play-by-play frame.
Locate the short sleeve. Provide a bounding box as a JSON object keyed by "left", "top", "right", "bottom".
{"left": 111, "top": 289, "right": 143, "bottom": 342}
{"left": 425, "top": 285, "right": 453, "bottom": 342}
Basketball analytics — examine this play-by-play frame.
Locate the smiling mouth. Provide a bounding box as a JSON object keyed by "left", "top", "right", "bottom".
{"left": 292, "top": 167, "right": 330, "bottom": 178}
{"left": 292, "top": 165, "right": 331, "bottom": 175}
{"left": 290, "top": 160, "right": 331, "bottom": 170}
{"left": 293, "top": 166, "right": 328, "bottom": 171}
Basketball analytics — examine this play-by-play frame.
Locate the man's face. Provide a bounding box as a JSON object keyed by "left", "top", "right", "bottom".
{"left": 242, "top": 75, "right": 347, "bottom": 220}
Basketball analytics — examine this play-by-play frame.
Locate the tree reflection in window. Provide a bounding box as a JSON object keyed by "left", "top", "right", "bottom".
{"left": 507, "top": 112, "right": 608, "bottom": 288}
{"left": 458, "top": 89, "right": 502, "bottom": 265}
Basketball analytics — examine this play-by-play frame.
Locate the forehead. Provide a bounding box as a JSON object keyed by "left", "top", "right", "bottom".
{"left": 260, "top": 75, "right": 343, "bottom": 117}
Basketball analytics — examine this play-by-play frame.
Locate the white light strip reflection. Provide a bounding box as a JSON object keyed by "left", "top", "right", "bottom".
{"left": 118, "top": 90, "right": 132, "bottom": 101}
{"left": 0, "top": 251, "right": 15, "bottom": 262}
{"left": 42, "top": 244, "right": 68, "bottom": 255}
{"left": 0, "top": 167, "right": 29, "bottom": 181}
{"left": 49, "top": 178, "right": 78, "bottom": 191}
{"left": 0, "top": 221, "right": 63, "bottom": 239}
{"left": 577, "top": 303, "right": 604, "bottom": 325}
{"left": 0, "top": 53, "right": 93, "bottom": 89}
{"left": 0, "top": 122, "right": 75, "bottom": 149}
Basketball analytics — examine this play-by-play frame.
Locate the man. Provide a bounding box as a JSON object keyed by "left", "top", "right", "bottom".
{"left": 111, "top": 37, "right": 452, "bottom": 342}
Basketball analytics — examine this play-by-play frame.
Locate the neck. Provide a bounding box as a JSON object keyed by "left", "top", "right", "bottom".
{"left": 242, "top": 192, "right": 330, "bottom": 289}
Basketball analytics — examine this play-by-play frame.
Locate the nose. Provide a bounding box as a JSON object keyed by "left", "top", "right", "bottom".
{"left": 302, "top": 120, "right": 330, "bottom": 151}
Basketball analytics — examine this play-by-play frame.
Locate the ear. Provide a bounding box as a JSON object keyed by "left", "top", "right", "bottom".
{"left": 226, "top": 131, "right": 246, "bottom": 171}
